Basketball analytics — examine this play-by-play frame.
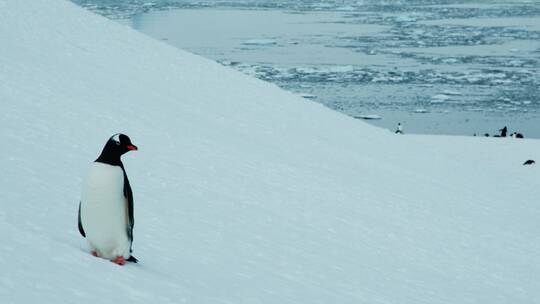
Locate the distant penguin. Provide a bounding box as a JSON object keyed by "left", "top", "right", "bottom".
{"left": 499, "top": 126, "right": 508, "bottom": 137}
{"left": 78, "top": 134, "right": 138, "bottom": 265}
{"left": 523, "top": 160, "right": 535, "bottom": 165}
{"left": 395, "top": 122, "right": 403, "bottom": 134}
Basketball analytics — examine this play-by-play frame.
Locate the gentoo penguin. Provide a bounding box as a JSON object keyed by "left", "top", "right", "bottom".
{"left": 499, "top": 126, "right": 508, "bottom": 137}
{"left": 395, "top": 122, "right": 403, "bottom": 134}
{"left": 78, "top": 133, "right": 138, "bottom": 265}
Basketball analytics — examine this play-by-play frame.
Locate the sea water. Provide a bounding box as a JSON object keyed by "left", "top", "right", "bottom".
{"left": 73, "top": 0, "right": 540, "bottom": 138}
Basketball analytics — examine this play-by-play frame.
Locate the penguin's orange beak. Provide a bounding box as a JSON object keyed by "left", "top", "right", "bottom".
{"left": 127, "top": 144, "right": 138, "bottom": 151}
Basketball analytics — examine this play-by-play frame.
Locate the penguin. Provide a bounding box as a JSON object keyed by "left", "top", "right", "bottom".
{"left": 395, "top": 122, "right": 403, "bottom": 134}
{"left": 78, "top": 133, "right": 138, "bottom": 265}
{"left": 499, "top": 126, "right": 508, "bottom": 137}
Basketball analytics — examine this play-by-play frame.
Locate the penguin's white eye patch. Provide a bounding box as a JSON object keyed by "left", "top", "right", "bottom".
{"left": 111, "top": 134, "right": 121, "bottom": 145}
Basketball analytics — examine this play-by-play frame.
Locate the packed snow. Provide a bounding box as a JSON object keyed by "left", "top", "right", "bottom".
{"left": 1, "top": 1, "right": 540, "bottom": 303}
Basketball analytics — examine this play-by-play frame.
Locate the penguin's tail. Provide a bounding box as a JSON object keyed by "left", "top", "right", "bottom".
{"left": 127, "top": 256, "right": 139, "bottom": 263}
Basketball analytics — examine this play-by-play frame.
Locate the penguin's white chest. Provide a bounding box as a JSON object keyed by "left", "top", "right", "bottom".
{"left": 80, "top": 162, "right": 131, "bottom": 259}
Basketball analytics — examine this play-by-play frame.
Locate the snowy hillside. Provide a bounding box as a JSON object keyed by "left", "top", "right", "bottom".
{"left": 1, "top": 0, "right": 539, "bottom": 303}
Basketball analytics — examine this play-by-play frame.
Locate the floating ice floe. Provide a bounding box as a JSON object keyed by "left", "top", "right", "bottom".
{"left": 329, "top": 65, "right": 355, "bottom": 73}
{"left": 508, "top": 60, "right": 524, "bottom": 66}
{"left": 395, "top": 15, "right": 417, "bottom": 22}
{"left": 441, "top": 58, "right": 459, "bottom": 64}
{"left": 431, "top": 94, "right": 451, "bottom": 103}
{"left": 242, "top": 39, "right": 278, "bottom": 46}
{"left": 354, "top": 114, "right": 382, "bottom": 120}
{"left": 465, "top": 77, "right": 482, "bottom": 83}
{"left": 295, "top": 67, "right": 318, "bottom": 74}
{"left": 441, "top": 90, "right": 462, "bottom": 96}
{"left": 336, "top": 6, "right": 355, "bottom": 11}
{"left": 414, "top": 108, "right": 429, "bottom": 113}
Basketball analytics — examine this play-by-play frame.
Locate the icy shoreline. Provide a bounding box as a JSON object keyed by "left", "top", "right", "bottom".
{"left": 121, "top": 6, "right": 540, "bottom": 137}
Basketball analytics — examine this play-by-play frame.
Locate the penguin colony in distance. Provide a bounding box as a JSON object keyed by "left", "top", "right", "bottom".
{"left": 78, "top": 134, "right": 138, "bottom": 265}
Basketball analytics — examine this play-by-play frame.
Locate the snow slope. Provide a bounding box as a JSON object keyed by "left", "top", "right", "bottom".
{"left": 1, "top": 0, "right": 539, "bottom": 303}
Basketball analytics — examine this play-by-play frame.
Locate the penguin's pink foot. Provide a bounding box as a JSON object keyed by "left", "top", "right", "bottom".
{"left": 91, "top": 250, "right": 99, "bottom": 257}
{"left": 112, "top": 256, "right": 126, "bottom": 266}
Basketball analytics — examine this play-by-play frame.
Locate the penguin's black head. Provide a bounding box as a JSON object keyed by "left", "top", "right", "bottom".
{"left": 95, "top": 133, "right": 138, "bottom": 165}
{"left": 108, "top": 133, "right": 138, "bottom": 154}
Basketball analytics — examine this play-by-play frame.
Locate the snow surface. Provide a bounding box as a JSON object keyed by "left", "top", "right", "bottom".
{"left": 1, "top": 0, "right": 540, "bottom": 303}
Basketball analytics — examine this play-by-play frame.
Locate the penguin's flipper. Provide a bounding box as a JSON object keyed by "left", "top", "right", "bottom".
{"left": 121, "top": 168, "right": 135, "bottom": 245}
{"left": 126, "top": 196, "right": 134, "bottom": 242}
{"left": 78, "top": 201, "right": 86, "bottom": 237}
{"left": 127, "top": 255, "right": 138, "bottom": 263}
